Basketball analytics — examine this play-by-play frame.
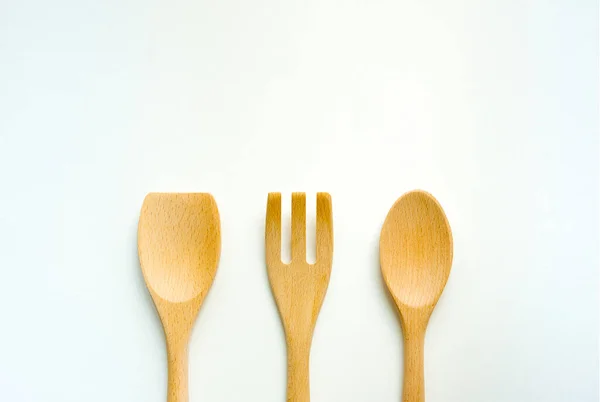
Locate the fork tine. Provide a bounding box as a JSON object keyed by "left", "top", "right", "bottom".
{"left": 291, "top": 192, "right": 306, "bottom": 262}
{"left": 316, "top": 192, "right": 333, "bottom": 264}
{"left": 266, "top": 192, "right": 282, "bottom": 265}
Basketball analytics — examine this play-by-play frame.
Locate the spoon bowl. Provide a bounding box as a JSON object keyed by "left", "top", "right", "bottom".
{"left": 380, "top": 190, "right": 452, "bottom": 308}
{"left": 138, "top": 193, "right": 220, "bottom": 303}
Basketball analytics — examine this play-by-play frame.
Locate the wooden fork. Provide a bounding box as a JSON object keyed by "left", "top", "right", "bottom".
{"left": 265, "top": 192, "right": 333, "bottom": 402}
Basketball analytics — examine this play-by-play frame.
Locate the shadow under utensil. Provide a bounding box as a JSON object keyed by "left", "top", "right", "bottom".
{"left": 258, "top": 211, "right": 288, "bottom": 402}
{"left": 130, "top": 220, "right": 165, "bottom": 347}
{"left": 371, "top": 231, "right": 404, "bottom": 397}
{"left": 372, "top": 233, "right": 403, "bottom": 328}
{"left": 259, "top": 212, "right": 279, "bottom": 315}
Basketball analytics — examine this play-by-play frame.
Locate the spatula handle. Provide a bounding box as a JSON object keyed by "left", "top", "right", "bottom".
{"left": 402, "top": 333, "right": 425, "bottom": 402}
{"left": 167, "top": 341, "right": 188, "bottom": 402}
{"left": 286, "top": 341, "right": 311, "bottom": 402}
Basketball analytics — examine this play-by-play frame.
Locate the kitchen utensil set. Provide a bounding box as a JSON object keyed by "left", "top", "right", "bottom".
{"left": 138, "top": 190, "right": 453, "bottom": 402}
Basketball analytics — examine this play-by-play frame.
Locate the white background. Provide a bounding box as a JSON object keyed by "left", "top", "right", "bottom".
{"left": 0, "top": 0, "right": 597, "bottom": 401}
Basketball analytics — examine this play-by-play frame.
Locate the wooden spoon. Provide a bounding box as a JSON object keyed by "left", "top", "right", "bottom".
{"left": 138, "top": 193, "right": 221, "bottom": 402}
{"left": 380, "top": 190, "right": 453, "bottom": 402}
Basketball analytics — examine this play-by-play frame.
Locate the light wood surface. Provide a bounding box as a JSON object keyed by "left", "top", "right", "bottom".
{"left": 138, "top": 193, "right": 221, "bottom": 402}
{"left": 265, "top": 192, "right": 333, "bottom": 402}
{"left": 380, "top": 190, "right": 453, "bottom": 402}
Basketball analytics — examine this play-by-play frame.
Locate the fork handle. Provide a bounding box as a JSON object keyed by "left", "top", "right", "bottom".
{"left": 286, "top": 341, "right": 311, "bottom": 402}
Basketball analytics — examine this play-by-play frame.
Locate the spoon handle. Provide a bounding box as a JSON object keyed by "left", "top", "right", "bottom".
{"left": 402, "top": 332, "right": 425, "bottom": 402}
{"left": 167, "top": 340, "right": 188, "bottom": 402}
{"left": 286, "top": 340, "right": 311, "bottom": 402}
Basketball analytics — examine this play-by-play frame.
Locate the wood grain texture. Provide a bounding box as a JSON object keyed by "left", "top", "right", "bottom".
{"left": 266, "top": 192, "right": 333, "bottom": 402}
{"left": 380, "top": 190, "right": 453, "bottom": 402}
{"left": 138, "top": 193, "right": 221, "bottom": 402}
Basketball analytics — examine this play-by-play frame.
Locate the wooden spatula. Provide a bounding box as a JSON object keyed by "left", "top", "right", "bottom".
{"left": 380, "top": 190, "right": 453, "bottom": 402}
{"left": 265, "top": 192, "right": 333, "bottom": 402}
{"left": 138, "top": 193, "right": 221, "bottom": 402}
